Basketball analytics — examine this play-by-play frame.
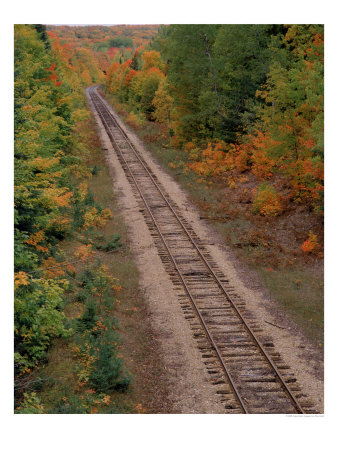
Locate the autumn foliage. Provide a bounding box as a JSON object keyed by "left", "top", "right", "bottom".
{"left": 301, "top": 231, "right": 319, "bottom": 254}
{"left": 14, "top": 23, "right": 324, "bottom": 413}
{"left": 106, "top": 51, "right": 168, "bottom": 121}
{"left": 14, "top": 25, "right": 136, "bottom": 414}
{"left": 161, "top": 25, "right": 323, "bottom": 213}
{"left": 104, "top": 25, "right": 323, "bottom": 214}
{"left": 252, "top": 183, "right": 283, "bottom": 217}
{"left": 14, "top": 25, "right": 127, "bottom": 405}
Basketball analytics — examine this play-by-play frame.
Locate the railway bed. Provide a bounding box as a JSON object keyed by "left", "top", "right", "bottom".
{"left": 88, "top": 86, "right": 317, "bottom": 414}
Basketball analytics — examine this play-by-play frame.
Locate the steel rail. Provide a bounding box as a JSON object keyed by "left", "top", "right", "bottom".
{"left": 89, "top": 88, "right": 248, "bottom": 413}
{"left": 89, "top": 87, "right": 305, "bottom": 414}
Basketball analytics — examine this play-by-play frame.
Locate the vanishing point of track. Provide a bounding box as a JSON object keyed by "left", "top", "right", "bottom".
{"left": 88, "top": 86, "right": 316, "bottom": 414}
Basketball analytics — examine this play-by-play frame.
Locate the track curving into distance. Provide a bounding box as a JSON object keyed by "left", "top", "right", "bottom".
{"left": 88, "top": 86, "right": 316, "bottom": 414}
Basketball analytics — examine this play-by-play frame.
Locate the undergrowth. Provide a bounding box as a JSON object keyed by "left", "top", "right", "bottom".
{"left": 15, "top": 109, "right": 137, "bottom": 414}
{"left": 103, "top": 88, "right": 324, "bottom": 345}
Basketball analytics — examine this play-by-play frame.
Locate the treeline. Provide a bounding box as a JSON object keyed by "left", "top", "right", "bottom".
{"left": 14, "top": 25, "right": 130, "bottom": 412}
{"left": 47, "top": 29, "right": 108, "bottom": 84}
{"left": 46, "top": 25, "right": 161, "bottom": 78}
{"left": 47, "top": 25, "right": 159, "bottom": 46}
{"left": 105, "top": 24, "right": 324, "bottom": 213}
{"left": 47, "top": 25, "right": 159, "bottom": 62}
{"left": 106, "top": 48, "right": 167, "bottom": 120}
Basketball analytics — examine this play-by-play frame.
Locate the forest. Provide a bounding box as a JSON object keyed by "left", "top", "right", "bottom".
{"left": 104, "top": 24, "right": 324, "bottom": 215}
{"left": 14, "top": 24, "right": 324, "bottom": 414}
{"left": 14, "top": 24, "right": 134, "bottom": 413}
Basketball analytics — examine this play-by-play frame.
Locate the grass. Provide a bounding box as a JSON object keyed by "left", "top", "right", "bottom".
{"left": 103, "top": 89, "right": 324, "bottom": 346}
{"left": 258, "top": 267, "right": 324, "bottom": 342}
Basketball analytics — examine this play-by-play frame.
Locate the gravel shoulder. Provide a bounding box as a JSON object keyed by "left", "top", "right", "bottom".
{"left": 88, "top": 88, "right": 324, "bottom": 414}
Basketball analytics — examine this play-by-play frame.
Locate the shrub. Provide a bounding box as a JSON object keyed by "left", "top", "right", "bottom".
{"left": 126, "top": 111, "right": 145, "bottom": 128}
{"left": 77, "top": 290, "right": 89, "bottom": 303}
{"left": 301, "top": 231, "right": 319, "bottom": 253}
{"left": 74, "top": 317, "right": 131, "bottom": 393}
{"left": 77, "top": 299, "right": 97, "bottom": 331}
{"left": 102, "top": 236, "right": 121, "bottom": 252}
{"left": 15, "top": 392, "right": 44, "bottom": 414}
{"left": 94, "top": 234, "right": 121, "bottom": 252}
{"left": 14, "top": 278, "right": 71, "bottom": 375}
{"left": 252, "top": 183, "right": 283, "bottom": 217}
{"left": 91, "top": 165, "right": 101, "bottom": 175}
{"left": 88, "top": 339, "right": 131, "bottom": 393}
{"left": 48, "top": 398, "right": 86, "bottom": 414}
{"left": 48, "top": 390, "right": 124, "bottom": 414}
{"left": 78, "top": 268, "right": 95, "bottom": 288}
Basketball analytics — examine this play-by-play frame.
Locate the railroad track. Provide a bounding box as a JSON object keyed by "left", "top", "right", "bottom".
{"left": 88, "top": 86, "right": 316, "bottom": 414}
